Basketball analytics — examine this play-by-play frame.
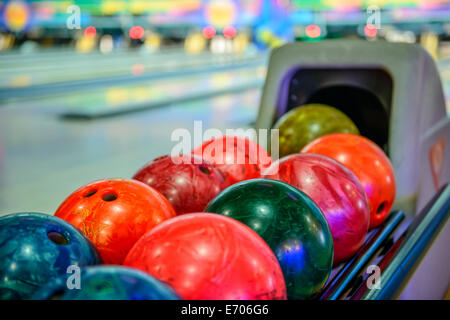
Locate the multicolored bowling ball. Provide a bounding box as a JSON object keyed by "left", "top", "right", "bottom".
{"left": 124, "top": 213, "right": 287, "bottom": 300}
{"left": 302, "top": 133, "right": 396, "bottom": 229}
{"left": 273, "top": 104, "right": 359, "bottom": 158}
{"left": 133, "top": 155, "right": 224, "bottom": 215}
{"left": 263, "top": 154, "right": 370, "bottom": 264}
{"left": 55, "top": 179, "right": 176, "bottom": 264}
{"left": 33, "top": 266, "right": 180, "bottom": 300}
{"left": 0, "top": 212, "right": 101, "bottom": 300}
{"left": 205, "top": 179, "right": 333, "bottom": 299}
{"left": 192, "top": 136, "right": 272, "bottom": 188}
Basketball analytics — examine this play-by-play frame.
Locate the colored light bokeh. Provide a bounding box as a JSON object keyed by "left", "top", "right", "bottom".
{"left": 84, "top": 26, "right": 97, "bottom": 39}
{"left": 290, "top": 0, "right": 450, "bottom": 10}
{"left": 365, "top": 24, "right": 378, "bottom": 37}
{"left": 1, "top": 0, "right": 449, "bottom": 34}
{"left": 202, "top": 25, "right": 216, "bottom": 39}
{"left": 205, "top": 0, "right": 238, "bottom": 28}
{"left": 2, "top": 0, "right": 31, "bottom": 32}
{"left": 129, "top": 26, "right": 145, "bottom": 40}
{"left": 223, "top": 25, "right": 237, "bottom": 39}
{"left": 305, "top": 24, "right": 321, "bottom": 38}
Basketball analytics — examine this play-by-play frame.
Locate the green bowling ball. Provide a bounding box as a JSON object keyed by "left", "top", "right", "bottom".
{"left": 273, "top": 104, "right": 359, "bottom": 158}
{"left": 206, "top": 179, "right": 333, "bottom": 299}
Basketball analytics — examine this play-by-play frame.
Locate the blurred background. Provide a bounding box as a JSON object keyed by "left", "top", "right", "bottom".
{"left": 0, "top": 0, "right": 450, "bottom": 54}
{"left": 1, "top": 1, "right": 450, "bottom": 110}
{"left": 0, "top": 0, "right": 450, "bottom": 214}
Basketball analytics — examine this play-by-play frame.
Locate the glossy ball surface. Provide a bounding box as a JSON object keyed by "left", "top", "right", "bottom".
{"left": 192, "top": 136, "right": 272, "bottom": 188}
{"left": 302, "top": 133, "right": 396, "bottom": 228}
{"left": 133, "top": 155, "right": 224, "bottom": 214}
{"left": 0, "top": 212, "right": 101, "bottom": 300}
{"left": 33, "top": 266, "right": 180, "bottom": 300}
{"left": 206, "top": 179, "right": 333, "bottom": 299}
{"left": 263, "top": 153, "right": 370, "bottom": 264}
{"left": 55, "top": 179, "right": 176, "bottom": 264}
{"left": 274, "top": 104, "right": 359, "bottom": 158}
{"left": 124, "top": 213, "right": 287, "bottom": 300}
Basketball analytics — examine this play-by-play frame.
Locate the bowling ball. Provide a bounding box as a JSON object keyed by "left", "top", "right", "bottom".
{"left": 302, "top": 133, "right": 396, "bottom": 228}
{"left": 133, "top": 155, "right": 224, "bottom": 215}
{"left": 206, "top": 179, "right": 333, "bottom": 299}
{"left": 124, "top": 213, "right": 287, "bottom": 300}
{"left": 192, "top": 136, "right": 272, "bottom": 188}
{"left": 263, "top": 154, "right": 370, "bottom": 264}
{"left": 33, "top": 266, "right": 180, "bottom": 300}
{"left": 0, "top": 212, "right": 101, "bottom": 300}
{"left": 273, "top": 104, "right": 359, "bottom": 158}
{"left": 55, "top": 179, "right": 176, "bottom": 264}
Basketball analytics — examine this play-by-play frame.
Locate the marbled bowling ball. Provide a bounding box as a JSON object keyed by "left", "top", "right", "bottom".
{"left": 55, "top": 179, "right": 176, "bottom": 264}
{"left": 206, "top": 179, "right": 333, "bottom": 299}
{"left": 192, "top": 136, "right": 272, "bottom": 188}
{"left": 33, "top": 266, "right": 180, "bottom": 300}
{"left": 133, "top": 155, "right": 224, "bottom": 215}
{"left": 263, "top": 153, "right": 370, "bottom": 265}
{"left": 302, "top": 133, "right": 396, "bottom": 229}
{"left": 0, "top": 212, "right": 101, "bottom": 300}
{"left": 273, "top": 104, "right": 359, "bottom": 158}
{"left": 124, "top": 213, "right": 287, "bottom": 300}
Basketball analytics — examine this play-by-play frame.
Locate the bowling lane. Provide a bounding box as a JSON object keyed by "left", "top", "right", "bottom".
{"left": 0, "top": 48, "right": 264, "bottom": 97}
{"left": 0, "top": 85, "right": 261, "bottom": 215}
{"left": 0, "top": 64, "right": 266, "bottom": 118}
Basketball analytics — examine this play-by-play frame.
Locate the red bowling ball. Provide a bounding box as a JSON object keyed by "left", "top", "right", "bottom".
{"left": 192, "top": 136, "right": 272, "bottom": 188}
{"left": 302, "top": 133, "right": 396, "bottom": 229}
{"left": 133, "top": 155, "right": 224, "bottom": 215}
{"left": 263, "top": 153, "right": 370, "bottom": 264}
{"left": 55, "top": 179, "right": 176, "bottom": 264}
{"left": 123, "top": 213, "right": 287, "bottom": 300}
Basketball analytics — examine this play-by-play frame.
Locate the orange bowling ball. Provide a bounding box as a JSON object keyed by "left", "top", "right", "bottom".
{"left": 55, "top": 179, "right": 176, "bottom": 264}
{"left": 302, "top": 133, "right": 396, "bottom": 229}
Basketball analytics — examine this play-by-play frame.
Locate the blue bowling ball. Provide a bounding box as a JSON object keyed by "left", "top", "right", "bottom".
{"left": 33, "top": 266, "right": 181, "bottom": 300}
{"left": 0, "top": 212, "right": 101, "bottom": 299}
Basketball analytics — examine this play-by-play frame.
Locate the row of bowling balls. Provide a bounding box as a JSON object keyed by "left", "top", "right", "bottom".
{"left": 0, "top": 212, "right": 179, "bottom": 300}
{"left": 0, "top": 106, "right": 396, "bottom": 300}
